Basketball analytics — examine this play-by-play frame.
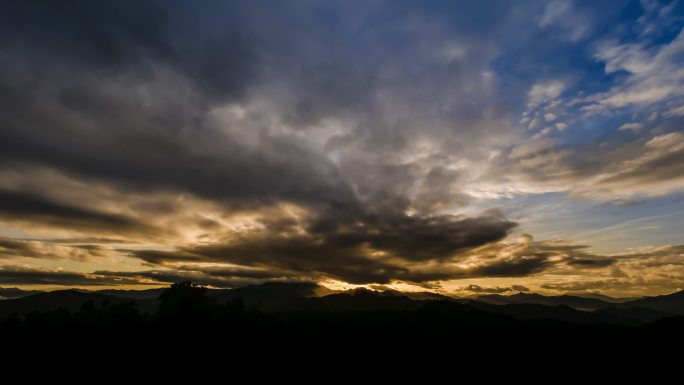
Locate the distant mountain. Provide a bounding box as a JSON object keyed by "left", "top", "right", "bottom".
{"left": 476, "top": 292, "right": 614, "bottom": 311}
{"left": 0, "top": 290, "right": 126, "bottom": 320}
{"left": 474, "top": 302, "right": 605, "bottom": 323}
{"left": 210, "top": 281, "right": 335, "bottom": 311}
{"left": 470, "top": 291, "right": 684, "bottom": 323}
{"left": 620, "top": 290, "right": 684, "bottom": 315}
{"left": 303, "top": 289, "right": 423, "bottom": 312}
{"left": 3, "top": 284, "right": 683, "bottom": 326}
{"left": 367, "top": 288, "right": 455, "bottom": 301}
{"left": 299, "top": 290, "right": 522, "bottom": 330}
{"left": 593, "top": 306, "right": 672, "bottom": 324}
{"left": 469, "top": 301, "right": 667, "bottom": 325}
{"left": 567, "top": 292, "right": 639, "bottom": 304}
{"left": 0, "top": 287, "right": 42, "bottom": 300}
{"left": 0, "top": 282, "right": 333, "bottom": 319}
{"left": 95, "top": 288, "right": 166, "bottom": 300}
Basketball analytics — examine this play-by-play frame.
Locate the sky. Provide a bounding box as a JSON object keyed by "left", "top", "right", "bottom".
{"left": 1, "top": 0, "right": 684, "bottom": 297}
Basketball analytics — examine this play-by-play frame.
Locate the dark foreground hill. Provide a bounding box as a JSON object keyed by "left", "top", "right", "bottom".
{"left": 3, "top": 283, "right": 680, "bottom": 369}
{"left": 3, "top": 283, "right": 684, "bottom": 326}
{"left": 2, "top": 282, "right": 684, "bottom": 347}
{"left": 0, "top": 289, "right": 126, "bottom": 319}
{"left": 475, "top": 292, "right": 618, "bottom": 310}
{"left": 0, "top": 287, "right": 41, "bottom": 299}
{"left": 473, "top": 290, "right": 684, "bottom": 316}
{"left": 618, "top": 290, "right": 684, "bottom": 314}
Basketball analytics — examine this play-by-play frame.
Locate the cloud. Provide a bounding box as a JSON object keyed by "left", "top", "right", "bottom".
{"left": 451, "top": 234, "right": 618, "bottom": 279}
{"left": 590, "top": 132, "right": 684, "bottom": 196}
{"left": 636, "top": 0, "right": 681, "bottom": 38}
{"left": 0, "top": 264, "right": 268, "bottom": 287}
{"left": 583, "top": 27, "right": 684, "bottom": 111}
{"left": 93, "top": 267, "right": 291, "bottom": 288}
{"left": 0, "top": 2, "right": 530, "bottom": 217}
{"left": 123, "top": 209, "right": 517, "bottom": 285}
{"left": 123, "top": 231, "right": 623, "bottom": 285}
{"left": 4, "top": 239, "right": 683, "bottom": 295}
{"left": 0, "top": 1, "right": 681, "bottom": 294}
{"left": 539, "top": 243, "right": 684, "bottom": 296}
{"left": 0, "top": 264, "right": 284, "bottom": 287}
{"left": 471, "top": 254, "right": 554, "bottom": 276}
{"left": 539, "top": 0, "right": 594, "bottom": 42}
{"left": 595, "top": 41, "right": 653, "bottom": 75}
{"left": 0, "top": 238, "right": 111, "bottom": 262}
{"left": 0, "top": 232, "right": 625, "bottom": 287}
{"left": 0, "top": 189, "right": 151, "bottom": 234}
{"left": 0, "top": 0, "right": 552, "bottom": 287}
{"left": 484, "top": 130, "right": 684, "bottom": 200}
{"left": 618, "top": 122, "right": 644, "bottom": 131}
{"left": 0, "top": 265, "right": 146, "bottom": 286}
{"left": 0, "top": 0, "right": 255, "bottom": 102}
{"left": 459, "top": 284, "right": 530, "bottom": 294}
{"left": 528, "top": 81, "right": 565, "bottom": 108}
{"left": 665, "top": 104, "right": 684, "bottom": 116}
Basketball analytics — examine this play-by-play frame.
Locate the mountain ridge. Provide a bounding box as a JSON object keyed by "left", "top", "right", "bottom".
{"left": 1, "top": 283, "right": 682, "bottom": 325}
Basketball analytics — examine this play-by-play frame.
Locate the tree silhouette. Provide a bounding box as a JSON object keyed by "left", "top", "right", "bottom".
{"left": 158, "top": 281, "right": 216, "bottom": 322}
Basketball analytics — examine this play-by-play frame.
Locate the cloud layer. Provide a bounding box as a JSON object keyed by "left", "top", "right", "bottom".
{"left": 0, "top": 1, "right": 683, "bottom": 294}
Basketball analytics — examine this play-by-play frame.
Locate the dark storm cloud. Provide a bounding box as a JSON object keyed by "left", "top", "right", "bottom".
{"left": 512, "top": 285, "right": 531, "bottom": 292}
{"left": 125, "top": 227, "right": 630, "bottom": 284}
{"left": 93, "top": 267, "right": 292, "bottom": 288}
{"left": 124, "top": 210, "right": 516, "bottom": 284}
{"left": 530, "top": 241, "right": 616, "bottom": 268}
{"left": 0, "top": 267, "right": 89, "bottom": 285}
{"left": 0, "top": 0, "right": 254, "bottom": 101}
{"left": 0, "top": 190, "right": 148, "bottom": 233}
{"left": 470, "top": 254, "right": 553, "bottom": 277}
{"left": 118, "top": 217, "right": 624, "bottom": 285}
{"left": 308, "top": 208, "right": 517, "bottom": 263}
{"left": 0, "top": 0, "right": 531, "bottom": 204}
{"left": 40, "top": 237, "right": 133, "bottom": 245}
{"left": 0, "top": 237, "right": 112, "bottom": 261}
{"left": 460, "top": 284, "right": 530, "bottom": 294}
{"left": 126, "top": 244, "right": 443, "bottom": 285}
{"left": 0, "top": 265, "right": 145, "bottom": 286}
{"left": 566, "top": 258, "right": 616, "bottom": 268}
{"left": 0, "top": 0, "right": 348, "bottom": 207}
{"left": 3, "top": 241, "right": 680, "bottom": 288}
{"left": 124, "top": 249, "right": 202, "bottom": 265}
{"left": 0, "top": 0, "right": 580, "bottom": 286}
{"left": 0, "top": 239, "right": 34, "bottom": 258}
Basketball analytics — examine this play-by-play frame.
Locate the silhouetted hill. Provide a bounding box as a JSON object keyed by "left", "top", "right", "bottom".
{"left": 0, "top": 290, "right": 126, "bottom": 319}
{"left": 3, "top": 283, "right": 684, "bottom": 329}
{"left": 568, "top": 292, "right": 639, "bottom": 303}
{"left": 471, "top": 292, "right": 678, "bottom": 324}
{"left": 364, "top": 288, "right": 455, "bottom": 301}
{"left": 303, "top": 289, "right": 422, "bottom": 312}
{"left": 476, "top": 292, "right": 613, "bottom": 311}
{"left": 210, "top": 281, "right": 334, "bottom": 311}
{"left": 621, "top": 290, "right": 684, "bottom": 314}
{"left": 469, "top": 301, "right": 657, "bottom": 325}
{"left": 4, "top": 281, "right": 684, "bottom": 357}
{"left": 0, "top": 287, "right": 42, "bottom": 300}
{"left": 593, "top": 306, "right": 673, "bottom": 324}
{"left": 95, "top": 288, "right": 166, "bottom": 300}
